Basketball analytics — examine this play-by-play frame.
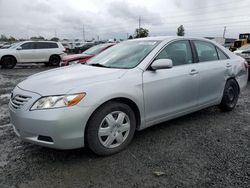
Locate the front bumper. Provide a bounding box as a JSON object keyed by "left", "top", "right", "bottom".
{"left": 9, "top": 86, "right": 92, "bottom": 149}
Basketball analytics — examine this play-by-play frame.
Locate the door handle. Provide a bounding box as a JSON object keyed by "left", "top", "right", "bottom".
{"left": 189, "top": 69, "right": 199, "bottom": 75}
{"left": 226, "top": 63, "right": 232, "bottom": 68}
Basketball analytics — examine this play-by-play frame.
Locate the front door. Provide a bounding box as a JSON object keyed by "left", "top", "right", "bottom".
{"left": 17, "top": 42, "right": 37, "bottom": 63}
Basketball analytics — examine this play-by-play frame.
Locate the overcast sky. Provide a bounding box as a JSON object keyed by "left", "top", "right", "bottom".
{"left": 0, "top": 0, "right": 250, "bottom": 40}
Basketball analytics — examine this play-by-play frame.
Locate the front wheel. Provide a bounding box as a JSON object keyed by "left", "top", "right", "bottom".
{"left": 1, "top": 56, "right": 16, "bottom": 69}
{"left": 219, "top": 79, "right": 239, "bottom": 111}
{"left": 86, "top": 102, "right": 136, "bottom": 156}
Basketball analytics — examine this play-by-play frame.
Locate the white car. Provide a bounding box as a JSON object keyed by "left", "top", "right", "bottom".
{"left": 234, "top": 44, "right": 250, "bottom": 63}
{"left": 0, "top": 41, "right": 66, "bottom": 68}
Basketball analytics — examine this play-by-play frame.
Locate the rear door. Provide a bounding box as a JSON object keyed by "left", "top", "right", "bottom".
{"left": 192, "top": 40, "right": 229, "bottom": 106}
{"left": 36, "top": 42, "right": 51, "bottom": 62}
{"left": 143, "top": 40, "right": 199, "bottom": 124}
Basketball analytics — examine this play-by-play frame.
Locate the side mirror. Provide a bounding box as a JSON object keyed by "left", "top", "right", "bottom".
{"left": 16, "top": 47, "right": 22, "bottom": 50}
{"left": 151, "top": 59, "right": 173, "bottom": 70}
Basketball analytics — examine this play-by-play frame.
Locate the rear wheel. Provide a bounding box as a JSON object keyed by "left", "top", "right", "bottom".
{"left": 219, "top": 79, "right": 239, "bottom": 111}
{"left": 1, "top": 56, "right": 16, "bottom": 69}
{"left": 49, "top": 55, "right": 60, "bottom": 66}
{"left": 86, "top": 102, "right": 136, "bottom": 156}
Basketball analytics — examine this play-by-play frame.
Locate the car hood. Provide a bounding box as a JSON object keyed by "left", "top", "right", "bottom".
{"left": 18, "top": 65, "right": 127, "bottom": 96}
{"left": 62, "top": 53, "right": 92, "bottom": 61}
{"left": 0, "top": 49, "right": 14, "bottom": 53}
{"left": 234, "top": 50, "right": 244, "bottom": 54}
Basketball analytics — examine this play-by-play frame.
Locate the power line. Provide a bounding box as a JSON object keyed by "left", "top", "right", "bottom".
{"left": 82, "top": 24, "right": 85, "bottom": 41}
{"left": 142, "top": 0, "right": 249, "bottom": 19}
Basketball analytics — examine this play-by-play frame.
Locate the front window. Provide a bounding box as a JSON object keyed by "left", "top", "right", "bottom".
{"left": 239, "top": 34, "right": 250, "bottom": 40}
{"left": 87, "top": 41, "right": 159, "bottom": 69}
{"left": 155, "top": 40, "right": 193, "bottom": 66}
{"left": 20, "top": 42, "right": 36, "bottom": 50}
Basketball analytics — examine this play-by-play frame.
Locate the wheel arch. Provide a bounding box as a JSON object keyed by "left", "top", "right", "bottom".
{"left": 0, "top": 55, "right": 17, "bottom": 64}
{"left": 49, "top": 54, "right": 61, "bottom": 61}
{"left": 226, "top": 77, "right": 240, "bottom": 93}
{"left": 85, "top": 97, "right": 142, "bottom": 133}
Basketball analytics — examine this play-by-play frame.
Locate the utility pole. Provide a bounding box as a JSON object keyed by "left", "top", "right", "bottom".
{"left": 127, "top": 33, "right": 129, "bottom": 39}
{"left": 138, "top": 16, "right": 141, "bottom": 37}
{"left": 55, "top": 29, "right": 57, "bottom": 38}
{"left": 223, "top": 26, "right": 227, "bottom": 38}
{"left": 83, "top": 24, "right": 85, "bottom": 42}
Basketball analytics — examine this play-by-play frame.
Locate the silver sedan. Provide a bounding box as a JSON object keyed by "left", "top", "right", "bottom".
{"left": 9, "top": 36, "right": 249, "bottom": 155}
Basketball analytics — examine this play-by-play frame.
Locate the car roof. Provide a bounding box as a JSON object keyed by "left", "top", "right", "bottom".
{"left": 21, "top": 41, "right": 58, "bottom": 43}
{"left": 131, "top": 36, "right": 213, "bottom": 43}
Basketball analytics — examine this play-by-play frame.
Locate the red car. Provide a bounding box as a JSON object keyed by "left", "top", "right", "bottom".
{"left": 60, "top": 43, "right": 115, "bottom": 66}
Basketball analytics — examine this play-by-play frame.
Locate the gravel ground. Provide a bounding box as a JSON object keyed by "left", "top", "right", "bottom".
{"left": 0, "top": 65, "right": 249, "bottom": 188}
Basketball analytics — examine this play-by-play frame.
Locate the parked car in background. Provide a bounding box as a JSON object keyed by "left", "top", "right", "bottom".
{"left": 9, "top": 37, "right": 248, "bottom": 156}
{"left": 60, "top": 43, "right": 115, "bottom": 66}
{"left": 0, "top": 42, "right": 7, "bottom": 48}
{"left": 0, "top": 41, "right": 66, "bottom": 68}
{"left": 234, "top": 44, "right": 250, "bottom": 63}
{"left": 234, "top": 44, "right": 250, "bottom": 79}
{"left": 74, "top": 43, "right": 95, "bottom": 54}
{"left": 62, "top": 43, "right": 71, "bottom": 53}
{"left": 1, "top": 43, "right": 12, "bottom": 49}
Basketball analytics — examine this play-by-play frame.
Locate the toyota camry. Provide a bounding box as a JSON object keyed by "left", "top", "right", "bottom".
{"left": 9, "top": 36, "right": 248, "bottom": 155}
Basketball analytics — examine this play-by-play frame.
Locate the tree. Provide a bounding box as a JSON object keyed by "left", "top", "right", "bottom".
{"left": 9, "top": 36, "right": 16, "bottom": 42}
{"left": 128, "top": 35, "right": 133, "bottom": 39}
{"left": 30, "top": 36, "right": 45, "bottom": 41}
{"left": 134, "top": 28, "right": 149, "bottom": 38}
{"left": 0, "top": 34, "right": 8, "bottom": 42}
{"left": 177, "top": 25, "right": 185, "bottom": 36}
{"left": 50, "top": 37, "right": 59, "bottom": 42}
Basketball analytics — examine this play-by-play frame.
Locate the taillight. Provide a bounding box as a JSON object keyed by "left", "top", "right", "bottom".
{"left": 78, "top": 59, "right": 87, "bottom": 64}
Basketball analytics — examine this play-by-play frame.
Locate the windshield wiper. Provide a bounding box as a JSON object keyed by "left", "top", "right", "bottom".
{"left": 88, "top": 63, "right": 110, "bottom": 68}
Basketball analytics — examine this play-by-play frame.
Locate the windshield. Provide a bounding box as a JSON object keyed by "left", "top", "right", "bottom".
{"left": 239, "top": 34, "right": 250, "bottom": 40}
{"left": 87, "top": 40, "right": 159, "bottom": 69}
{"left": 9, "top": 42, "right": 21, "bottom": 49}
{"left": 83, "top": 44, "right": 109, "bottom": 55}
{"left": 239, "top": 44, "right": 250, "bottom": 50}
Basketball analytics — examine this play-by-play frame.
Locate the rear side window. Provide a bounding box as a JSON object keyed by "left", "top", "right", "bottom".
{"left": 36, "top": 42, "right": 48, "bottom": 49}
{"left": 48, "top": 42, "right": 58, "bottom": 48}
{"left": 36, "top": 42, "right": 58, "bottom": 49}
{"left": 216, "top": 47, "right": 228, "bottom": 60}
{"left": 21, "top": 42, "right": 36, "bottom": 50}
{"left": 194, "top": 41, "right": 218, "bottom": 62}
{"left": 155, "top": 40, "right": 193, "bottom": 66}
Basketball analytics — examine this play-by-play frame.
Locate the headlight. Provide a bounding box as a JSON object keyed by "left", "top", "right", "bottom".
{"left": 30, "top": 93, "right": 86, "bottom": 110}
{"left": 68, "top": 60, "right": 79, "bottom": 65}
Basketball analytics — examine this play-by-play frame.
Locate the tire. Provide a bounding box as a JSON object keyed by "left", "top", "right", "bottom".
{"left": 49, "top": 55, "right": 60, "bottom": 66}
{"left": 1, "top": 56, "right": 16, "bottom": 69}
{"left": 219, "top": 79, "right": 239, "bottom": 111}
{"left": 86, "top": 102, "right": 136, "bottom": 156}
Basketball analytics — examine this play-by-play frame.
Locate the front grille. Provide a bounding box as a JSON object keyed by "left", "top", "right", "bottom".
{"left": 10, "top": 94, "right": 31, "bottom": 109}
